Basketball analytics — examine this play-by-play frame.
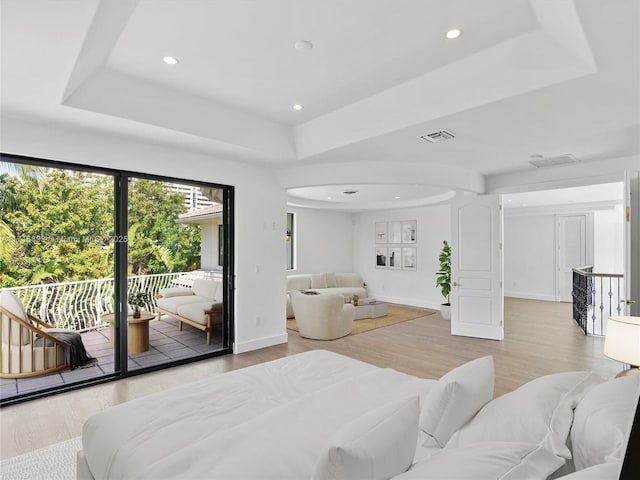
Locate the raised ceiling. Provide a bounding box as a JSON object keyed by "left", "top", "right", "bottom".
{"left": 1, "top": 0, "right": 638, "bottom": 210}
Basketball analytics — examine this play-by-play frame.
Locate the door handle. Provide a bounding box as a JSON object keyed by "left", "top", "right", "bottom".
{"left": 626, "top": 299, "right": 636, "bottom": 306}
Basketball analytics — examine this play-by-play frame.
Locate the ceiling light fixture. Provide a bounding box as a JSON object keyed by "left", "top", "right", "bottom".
{"left": 395, "top": 196, "right": 401, "bottom": 200}
{"left": 293, "top": 104, "right": 304, "bottom": 111}
{"left": 162, "top": 56, "right": 178, "bottom": 65}
{"left": 327, "top": 196, "right": 332, "bottom": 200}
{"left": 445, "top": 28, "right": 462, "bottom": 39}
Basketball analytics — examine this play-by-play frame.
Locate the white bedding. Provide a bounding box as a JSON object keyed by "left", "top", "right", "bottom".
{"left": 82, "top": 350, "right": 435, "bottom": 479}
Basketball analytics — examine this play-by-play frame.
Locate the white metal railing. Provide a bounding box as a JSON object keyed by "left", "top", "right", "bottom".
{"left": 2, "top": 270, "right": 222, "bottom": 332}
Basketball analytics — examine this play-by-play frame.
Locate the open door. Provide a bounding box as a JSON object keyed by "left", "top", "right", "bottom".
{"left": 451, "top": 194, "right": 504, "bottom": 340}
{"left": 624, "top": 171, "right": 639, "bottom": 316}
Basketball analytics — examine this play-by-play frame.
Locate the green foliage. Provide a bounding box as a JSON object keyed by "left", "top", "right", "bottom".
{"left": 435, "top": 240, "right": 451, "bottom": 304}
{"left": 127, "top": 179, "right": 201, "bottom": 275}
{"left": 0, "top": 167, "right": 202, "bottom": 287}
{"left": 128, "top": 290, "right": 151, "bottom": 307}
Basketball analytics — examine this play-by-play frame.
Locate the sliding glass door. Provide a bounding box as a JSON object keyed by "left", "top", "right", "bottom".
{"left": 0, "top": 154, "right": 233, "bottom": 405}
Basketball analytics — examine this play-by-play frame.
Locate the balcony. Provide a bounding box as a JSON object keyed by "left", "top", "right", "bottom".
{"left": 1, "top": 271, "right": 224, "bottom": 400}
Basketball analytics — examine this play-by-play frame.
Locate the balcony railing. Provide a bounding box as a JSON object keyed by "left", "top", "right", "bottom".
{"left": 2, "top": 270, "right": 222, "bottom": 332}
{"left": 572, "top": 266, "right": 623, "bottom": 336}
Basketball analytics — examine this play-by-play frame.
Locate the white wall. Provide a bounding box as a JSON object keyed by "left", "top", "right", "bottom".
{"left": 287, "top": 206, "right": 354, "bottom": 274}
{"left": 352, "top": 204, "right": 450, "bottom": 310}
{"left": 2, "top": 116, "right": 288, "bottom": 354}
{"left": 594, "top": 206, "right": 624, "bottom": 274}
{"left": 504, "top": 214, "right": 557, "bottom": 301}
{"left": 504, "top": 205, "right": 624, "bottom": 301}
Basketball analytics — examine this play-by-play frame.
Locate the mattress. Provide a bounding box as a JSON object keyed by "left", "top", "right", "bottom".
{"left": 81, "top": 350, "right": 435, "bottom": 479}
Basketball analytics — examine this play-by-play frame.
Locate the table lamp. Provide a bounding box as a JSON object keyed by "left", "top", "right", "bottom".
{"left": 604, "top": 316, "right": 640, "bottom": 378}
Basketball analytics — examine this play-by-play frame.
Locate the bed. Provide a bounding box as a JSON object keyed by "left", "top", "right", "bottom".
{"left": 78, "top": 350, "right": 639, "bottom": 480}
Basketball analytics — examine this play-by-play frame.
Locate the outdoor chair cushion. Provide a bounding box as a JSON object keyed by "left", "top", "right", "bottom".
{"left": 177, "top": 302, "right": 223, "bottom": 326}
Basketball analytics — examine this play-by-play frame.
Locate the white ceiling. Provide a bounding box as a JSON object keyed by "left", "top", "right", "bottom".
{"left": 1, "top": 0, "right": 639, "bottom": 210}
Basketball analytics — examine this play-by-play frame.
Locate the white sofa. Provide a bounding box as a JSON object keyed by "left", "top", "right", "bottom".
{"left": 78, "top": 350, "right": 639, "bottom": 480}
{"left": 286, "top": 272, "right": 367, "bottom": 318}
{"left": 156, "top": 279, "right": 222, "bottom": 344}
{"left": 290, "top": 290, "right": 354, "bottom": 340}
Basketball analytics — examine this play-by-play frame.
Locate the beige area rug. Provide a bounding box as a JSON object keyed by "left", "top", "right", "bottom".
{"left": 287, "top": 304, "right": 435, "bottom": 336}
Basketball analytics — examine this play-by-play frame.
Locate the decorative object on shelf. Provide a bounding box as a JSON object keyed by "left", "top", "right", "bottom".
{"left": 436, "top": 240, "right": 451, "bottom": 320}
{"left": 353, "top": 295, "right": 359, "bottom": 306}
{"left": 128, "top": 290, "right": 151, "bottom": 319}
{"left": 604, "top": 316, "right": 640, "bottom": 377}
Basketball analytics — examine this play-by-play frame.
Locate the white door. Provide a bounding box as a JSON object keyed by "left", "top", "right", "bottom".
{"left": 451, "top": 195, "right": 504, "bottom": 340}
{"left": 624, "top": 171, "right": 639, "bottom": 316}
{"left": 558, "top": 215, "right": 591, "bottom": 303}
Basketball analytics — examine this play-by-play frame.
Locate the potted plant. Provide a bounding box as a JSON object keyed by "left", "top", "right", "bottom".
{"left": 435, "top": 240, "right": 451, "bottom": 320}
{"left": 128, "top": 290, "right": 150, "bottom": 319}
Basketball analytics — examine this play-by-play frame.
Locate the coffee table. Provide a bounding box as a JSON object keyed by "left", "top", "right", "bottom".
{"left": 353, "top": 300, "right": 388, "bottom": 320}
{"left": 102, "top": 311, "right": 155, "bottom": 354}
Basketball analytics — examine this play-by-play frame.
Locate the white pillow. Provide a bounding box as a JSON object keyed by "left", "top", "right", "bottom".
{"left": 571, "top": 375, "right": 640, "bottom": 470}
{"left": 310, "top": 274, "right": 328, "bottom": 289}
{"left": 391, "top": 442, "right": 565, "bottom": 480}
{"left": 553, "top": 461, "right": 621, "bottom": 480}
{"left": 419, "top": 355, "right": 494, "bottom": 446}
{"left": 446, "top": 371, "right": 604, "bottom": 459}
{"left": 311, "top": 396, "right": 419, "bottom": 480}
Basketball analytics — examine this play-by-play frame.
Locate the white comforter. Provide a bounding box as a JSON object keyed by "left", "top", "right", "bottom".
{"left": 82, "top": 350, "right": 435, "bottom": 480}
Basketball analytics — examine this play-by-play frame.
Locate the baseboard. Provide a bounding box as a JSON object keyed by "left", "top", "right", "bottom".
{"left": 505, "top": 291, "right": 557, "bottom": 302}
{"left": 233, "top": 332, "right": 288, "bottom": 354}
{"left": 367, "top": 294, "right": 443, "bottom": 312}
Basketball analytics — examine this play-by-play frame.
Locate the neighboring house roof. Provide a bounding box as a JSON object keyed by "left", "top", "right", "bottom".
{"left": 177, "top": 204, "right": 223, "bottom": 224}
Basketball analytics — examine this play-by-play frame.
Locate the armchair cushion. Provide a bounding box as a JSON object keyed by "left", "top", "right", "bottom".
{"left": 158, "top": 287, "right": 194, "bottom": 299}
{"left": 193, "top": 279, "right": 217, "bottom": 300}
{"left": 290, "top": 290, "right": 354, "bottom": 340}
{"left": 177, "top": 302, "right": 223, "bottom": 326}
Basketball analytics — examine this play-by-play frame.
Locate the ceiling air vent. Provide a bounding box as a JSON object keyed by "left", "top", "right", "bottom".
{"left": 343, "top": 190, "right": 358, "bottom": 195}
{"left": 528, "top": 154, "right": 578, "bottom": 168}
{"left": 419, "top": 129, "right": 456, "bottom": 143}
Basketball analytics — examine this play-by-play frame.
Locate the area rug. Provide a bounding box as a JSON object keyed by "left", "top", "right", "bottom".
{"left": 287, "top": 304, "right": 435, "bottom": 336}
{"left": 0, "top": 436, "right": 80, "bottom": 480}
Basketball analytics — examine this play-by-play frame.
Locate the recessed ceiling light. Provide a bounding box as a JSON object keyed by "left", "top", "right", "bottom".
{"left": 395, "top": 196, "right": 401, "bottom": 200}
{"left": 162, "top": 56, "right": 178, "bottom": 65}
{"left": 445, "top": 28, "right": 462, "bottom": 39}
{"left": 327, "top": 196, "right": 332, "bottom": 200}
{"left": 293, "top": 104, "right": 304, "bottom": 111}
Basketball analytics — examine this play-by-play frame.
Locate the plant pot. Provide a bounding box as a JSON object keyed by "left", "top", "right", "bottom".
{"left": 440, "top": 303, "right": 451, "bottom": 321}
{"left": 133, "top": 306, "right": 141, "bottom": 319}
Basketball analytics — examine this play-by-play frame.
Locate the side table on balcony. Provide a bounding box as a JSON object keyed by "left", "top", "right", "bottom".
{"left": 102, "top": 311, "right": 155, "bottom": 354}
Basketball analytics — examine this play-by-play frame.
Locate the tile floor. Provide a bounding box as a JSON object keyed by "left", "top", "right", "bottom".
{"left": 0, "top": 315, "right": 224, "bottom": 401}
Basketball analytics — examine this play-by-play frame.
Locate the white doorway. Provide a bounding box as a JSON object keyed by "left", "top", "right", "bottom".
{"left": 557, "top": 214, "right": 593, "bottom": 302}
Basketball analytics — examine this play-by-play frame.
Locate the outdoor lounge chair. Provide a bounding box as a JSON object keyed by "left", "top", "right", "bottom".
{"left": 0, "top": 290, "right": 95, "bottom": 378}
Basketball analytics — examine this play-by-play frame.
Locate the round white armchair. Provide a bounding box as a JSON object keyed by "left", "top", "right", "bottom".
{"left": 290, "top": 290, "right": 354, "bottom": 340}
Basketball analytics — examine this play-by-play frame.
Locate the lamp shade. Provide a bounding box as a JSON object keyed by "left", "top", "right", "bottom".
{"left": 604, "top": 316, "right": 640, "bottom": 366}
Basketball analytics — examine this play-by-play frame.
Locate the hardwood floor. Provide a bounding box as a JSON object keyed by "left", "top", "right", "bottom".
{"left": 0, "top": 298, "right": 620, "bottom": 460}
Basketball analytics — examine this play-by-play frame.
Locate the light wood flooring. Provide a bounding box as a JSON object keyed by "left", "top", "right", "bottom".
{"left": 0, "top": 298, "right": 620, "bottom": 460}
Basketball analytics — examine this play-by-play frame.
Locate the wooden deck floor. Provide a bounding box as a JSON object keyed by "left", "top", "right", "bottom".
{"left": 0, "top": 298, "right": 621, "bottom": 459}
{"left": 0, "top": 315, "right": 224, "bottom": 402}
